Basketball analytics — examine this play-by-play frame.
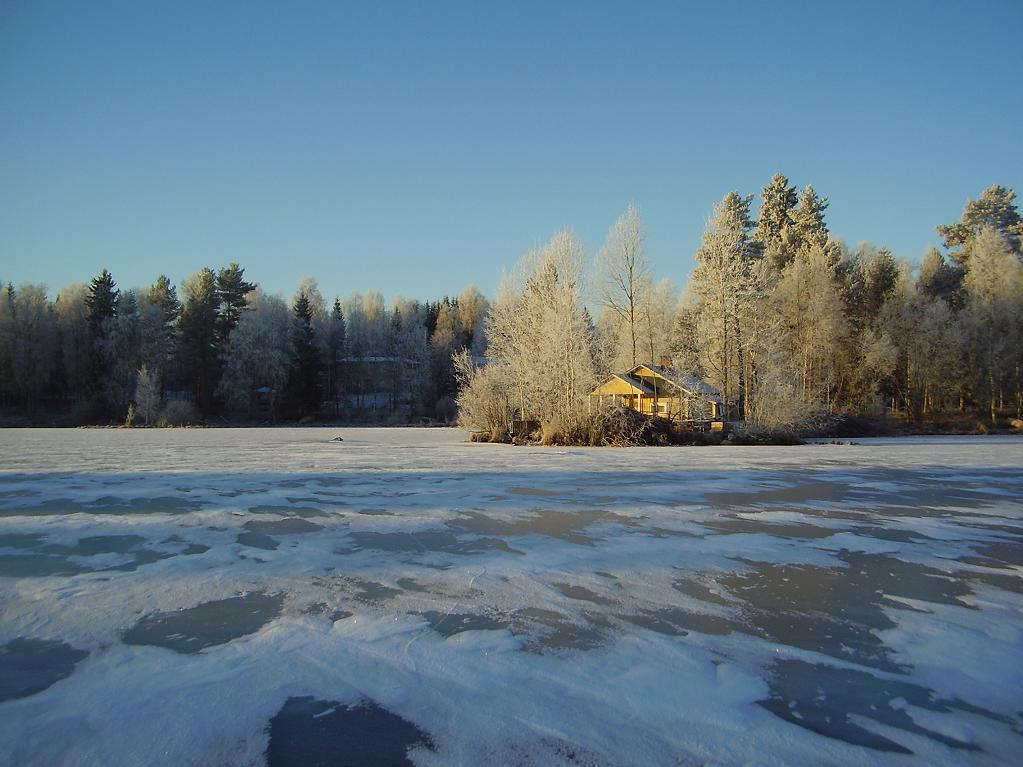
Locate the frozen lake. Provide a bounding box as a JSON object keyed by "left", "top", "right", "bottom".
{"left": 0, "top": 428, "right": 1021, "bottom": 766}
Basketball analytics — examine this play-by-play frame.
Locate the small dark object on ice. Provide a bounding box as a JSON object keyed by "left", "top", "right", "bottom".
{"left": 330, "top": 436, "right": 344, "bottom": 442}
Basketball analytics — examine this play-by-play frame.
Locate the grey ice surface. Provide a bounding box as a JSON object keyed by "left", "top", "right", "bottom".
{"left": 0, "top": 428, "right": 1021, "bottom": 766}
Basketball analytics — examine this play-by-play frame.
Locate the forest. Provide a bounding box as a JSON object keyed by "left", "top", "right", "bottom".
{"left": 1, "top": 179, "right": 1021, "bottom": 440}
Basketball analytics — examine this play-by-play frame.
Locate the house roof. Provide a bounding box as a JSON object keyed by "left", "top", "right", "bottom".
{"left": 590, "top": 373, "right": 654, "bottom": 397}
{"left": 626, "top": 364, "right": 724, "bottom": 403}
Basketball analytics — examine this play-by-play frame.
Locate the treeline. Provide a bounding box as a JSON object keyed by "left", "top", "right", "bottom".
{"left": 3, "top": 181, "right": 1021, "bottom": 434}
{"left": 456, "top": 181, "right": 1023, "bottom": 443}
{"left": 0, "top": 263, "right": 487, "bottom": 425}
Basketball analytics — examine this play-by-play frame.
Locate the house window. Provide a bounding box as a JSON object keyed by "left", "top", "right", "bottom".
{"left": 653, "top": 403, "right": 667, "bottom": 415}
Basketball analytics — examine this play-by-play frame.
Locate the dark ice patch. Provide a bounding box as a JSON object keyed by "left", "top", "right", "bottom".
{"left": 348, "top": 530, "right": 516, "bottom": 556}
{"left": 244, "top": 518, "right": 324, "bottom": 535}
{"left": 396, "top": 577, "right": 430, "bottom": 592}
{"left": 760, "top": 660, "right": 1006, "bottom": 753}
{"left": 0, "top": 553, "right": 86, "bottom": 577}
{"left": 304, "top": 602, "right": 353, "bottom": 622}
{"left": 962, "top": 540, "right": 1023, "bottom": 569}
{"left": 507, "top": 486, "right": 560, "bottom": 497}
{"left": 48, "top": 534, "right": 147, "bottom": 556}
{"left": 122, "top": 592, "right": 284, "bottom": 653}
{"left": 513, "top": 608, "right": 608, "bottom": 652}
{"left": 702, "top": 517, "right": 844, "bottom": 539}
{"left": 707, "top": 480, "right": 850, "bottom": 508}
{"left": 0, "top": 496, "right": 204, "bottom": 517}
{"left": 0, "top": 638, "right": 89, "bottom": 701}
{"left": 451, "top": 509, "right": 634, "bottom": 547}
{"left": 0, "top": 533, "right": 45, "bottom": 549}
{"left": 721, "top": 552, "right": 974, "bottom": 671}
{"left": 621, "top": 608, "right": 738, "bottom": 637}
{"left": 237, "top": 532, "right": 279, "bottom": 550}
{"left": 0, "top": 489, "right": 40, "bottom": 499}
{"left": 352, "top": 580, "right": 401, "bottom": 603}
{"left": 672, "top": 577, "right": 732, "bottom": 606}
{"left": 419, "top": 610, "right": 508, "bottom": 637}
{"left": 0, "top": 534, "right": 174, "bottom": 576}
{"left": 266, "top": 696, "right": 433, "bottom": 767}
{"left": 552, "top": 582, "right": 618, "bottom": 606}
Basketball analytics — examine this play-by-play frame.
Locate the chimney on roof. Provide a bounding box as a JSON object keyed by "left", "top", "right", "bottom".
{"left": 659, "top": 355, "right": 672, "bottom": 369}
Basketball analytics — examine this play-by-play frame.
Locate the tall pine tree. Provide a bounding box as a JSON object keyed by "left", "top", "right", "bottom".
{"left": 84, "top": 269, "right": 119, "bottom": 408}
{"left": 937, "top": 184, "right": 1023, "bottom": 268}
{"left": 215, "top": 262, "right": 256, "bottom": 344}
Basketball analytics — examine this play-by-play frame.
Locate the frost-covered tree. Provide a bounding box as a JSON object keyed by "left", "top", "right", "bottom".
{"left": 6, "top": 284, "right": 56, "bottom": 411}
{"left": 134, "top": 365, "right": 161, "bottom": 425}
{"left": 877, "top": 263, "right": 962, "bottom": 420}
{"left": 479, "top": 231, "right": 597, "bottom": 440}
{"left": 766, "top": 244, "right": 850, "bottom": 413}
{"left": 689, "top": 192, "right": 761, "bottom": 418}
{"left": 598, "top": 203, "right": 651, "bottom": 368}
{"left": 429, "top": 297, "right": 462, "bottom": 411}
{"left": 177, "top": 268, "right": 220, "bottom": 412}
{"left": 389, "top": 300, "right": 430, "bottom": 419}
{"left": 790, "top": 185, "right": 830, "bottom": 255}
{"left": 453, "top": 348, "right": 509, "bottom": 440}
{"left": 138, "top": 275, "right": 180, "bottom": 393}
{"left": 53, "top": 283, "right": 92, "bottom": 411}
{"left": 668, "top": 301, "right": 704, "bottom": 379}
{"left": 218, "top": 292, "right": 295, "bottom": 420}
{"left": 639, "top": 277, "right": 679, "bottom": 366}
{"left": 917, "top": 247, "right": 964, "bottom": 309}
{"left": 0, "top": 283, "right": 17, "bottom": 407}
{"left": 296, "top": 277, "right": 327, "bottom": 324}
{"left": 756, "top": 173, "right": 799, "bottom": 271}
{"left": 938, "top": 185, "right": 1023, "bottom": 268}
{"left": 428, "top": 287, "right": 492, "bottom": 419}
{"left": 959, "top": 227, "right": 1023, "bottom": 422}
{"left": 456, "top": 285, "right": 490, "bottom": 356}
{"left": 99, "top": 289, "right": 143, "bottom": 418}
{"left": 343, "top": 291, "right": 387, "bottom": 361}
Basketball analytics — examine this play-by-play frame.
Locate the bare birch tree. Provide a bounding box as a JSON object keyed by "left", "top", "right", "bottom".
{"left": 598, "top": 204, "right": 650, "bottom": 368}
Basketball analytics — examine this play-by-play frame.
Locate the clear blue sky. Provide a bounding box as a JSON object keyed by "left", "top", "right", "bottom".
{"left": 2, "top": 0, "right": 1021, "bottom": 303}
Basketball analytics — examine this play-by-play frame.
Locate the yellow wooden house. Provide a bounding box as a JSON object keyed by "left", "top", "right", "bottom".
{"left": 589, "top": 363, "right": 725, "bottom": 424}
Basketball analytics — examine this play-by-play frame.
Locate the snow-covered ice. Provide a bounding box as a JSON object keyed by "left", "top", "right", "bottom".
{"left": 0, "top": 428, "right": 1021, "bottom": 765}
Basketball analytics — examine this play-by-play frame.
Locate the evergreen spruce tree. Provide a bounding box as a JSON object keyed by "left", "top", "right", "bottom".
{"left": 286, "top": 292, "right": 321, "bottom": 418}
{"left": 324, "top": 298, "right": 347, "bottom": 417}
{"left": 140, "top": 275, "right": 181, "bottom": 391}
{"left": 85, "top": 269, "right": 119, "bottom": 337}
{"left": 148, "top": 275, "right": 181, "bottom": 322}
